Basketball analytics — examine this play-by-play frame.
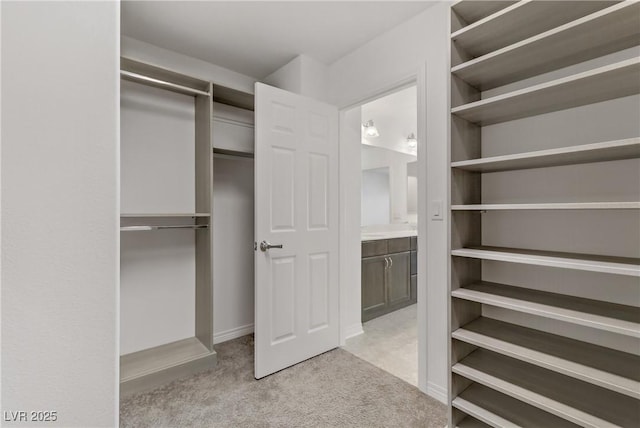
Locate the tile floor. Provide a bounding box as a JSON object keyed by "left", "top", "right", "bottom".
{"left": 342, "top": 304, "right": 417, "bottom": 386}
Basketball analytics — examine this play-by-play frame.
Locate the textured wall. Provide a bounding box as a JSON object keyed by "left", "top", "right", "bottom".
{"left": 1, "top": 2, "right": 119, "bottom": 426}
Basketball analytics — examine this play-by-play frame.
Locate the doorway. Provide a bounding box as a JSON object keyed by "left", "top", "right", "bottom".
{"left": 341, "top": 84, "right": 420, "bottom": 386}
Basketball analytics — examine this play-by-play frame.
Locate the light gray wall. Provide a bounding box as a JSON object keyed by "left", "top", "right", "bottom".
{"left": 120, "top": 80, "right": 197, "bottom": 355}
{"left": 1, "top": 2, "right": 119, "bottom": 426}
{"left": 212, "top": 156, "right": 255, "bottom": 343}
{"left": 264, "top": 54, "right": 330, "bottom": 103}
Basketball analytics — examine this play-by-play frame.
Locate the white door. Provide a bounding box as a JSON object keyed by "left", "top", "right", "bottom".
{"left": 254, "top": 82, "right": 340, "bottom": 379}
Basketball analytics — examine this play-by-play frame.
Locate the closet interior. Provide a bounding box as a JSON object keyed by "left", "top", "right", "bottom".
{"left": 119, "top": 58, "right": 255, "bottom": 396}
{"left": 448, "top": 1, "right": 640, "bottom": 427}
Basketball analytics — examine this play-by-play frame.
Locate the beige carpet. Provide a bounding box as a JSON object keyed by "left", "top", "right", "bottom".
{"left": 120, "top": 335, "right": 447, "bottom": 428}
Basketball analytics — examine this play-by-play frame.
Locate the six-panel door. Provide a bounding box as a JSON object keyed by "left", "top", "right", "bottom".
{"left": 254, "top": 83, "right": 339, "bottom": 379}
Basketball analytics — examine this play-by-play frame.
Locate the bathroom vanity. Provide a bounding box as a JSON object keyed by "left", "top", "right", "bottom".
{"left": 361, "top": 235, "right": 417, "bottom": 322}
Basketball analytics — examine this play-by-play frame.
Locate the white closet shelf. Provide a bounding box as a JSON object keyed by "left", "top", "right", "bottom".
{"left": 451, "top": 246, "right": 640, "bottom": 277}
{"left": 453, "top": 317, "right": 640, "bottom": 399}
{"left": 120, "top": 225, "right": 208, "bottom": 232}
{"left": 452, "top": 349, "right": 639, "bottom": 428}
{"left": 452, "top": 2, "right": 640, "bottom": 90}
{"left": 451, "top": 282, "right": 640, "bottom": 338}
{"left": 120, "top": 213, "right": 211, "bottom": 218}
{"left": 451, "top": 138, "right": 640, "bottom": 172}
{"left": 456, "top": 416, "right": 492, "bottom": 428}
{"left": 451, "top": 1, "right": 516, "bottom": 27}
{"left": 452, "top": 202, "right": 640, "bottom": 210}
{"left": 451, "top": 58, "right": 640, "bottom": 125}
{"left": 120, "top": 337, "right": 216, "bottom": 394}
{"left": 453, "top": 383, "right": 579, "bottom": 428}
{"left": 451, "top": 1, "right": 614, "bottom": 58}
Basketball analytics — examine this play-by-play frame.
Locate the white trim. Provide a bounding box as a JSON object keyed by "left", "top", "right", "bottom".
{"left": 344, "top": 323, "right": 364, "bottom": 341}
{"left": 338, "top": 72, "right": 429, "bottom": 395}
{"left": 427, "top": 381, "right": 448, "bottom": 404}
{"left": 416, "top": 62, "right": 428, "bottom": 395}
{"left": 338, "top": 73, "right": 418, "bottom": 110}
{"left": 213, "top": 324, "right": 254, "bottom": 344}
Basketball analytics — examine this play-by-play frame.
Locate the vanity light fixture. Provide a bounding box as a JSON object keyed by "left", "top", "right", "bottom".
{"left": 362, "top": 120, "right": 380, "bottom": 138}
{"left": 406, "top": 133, "right": 417, "bottom": 148}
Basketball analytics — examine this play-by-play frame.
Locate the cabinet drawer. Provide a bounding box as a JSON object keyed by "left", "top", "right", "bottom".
{"left": 410, "top": 236, "right": 417, "bottom": 250}
{"left": 362, "top": 240, "right": 388, "bottom": 257}
{"left": 387, "top": 237, "right": 410, "bottom": 253}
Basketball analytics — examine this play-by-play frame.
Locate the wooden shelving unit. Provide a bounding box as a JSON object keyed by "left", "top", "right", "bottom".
{"left": 452, "top": 282, "right": 640, "bottom": 337}
{"left": 451, "top": 1, "right": 614, "bottom": 58}
{"left": 451, "top": 58, "right": 640, "bottom": 125}
{"left": 448, "top": 2, "right": 640, "bottom": 427}
{"left": 453, "top": 317, "right": 640, "bottom": 398}
{"left": 453, "top": 350, "right": 639, "bottom": 428}
{"left": 119, "top": 58, "right": 216, "bottom": 397}
{"left": 456, "top": 416, "right": 492, "bottom": 428}
{"left": 451, "top": 138, "right": 640, "bottom": 172}
{"left": 452, "top": 202, "right": 640, "bottom": 210}
{"left": 453, "top": 383, "right": 579, "bottom": 428}
{"left": 452, "top": 2, "right": 640, "bottom": 90}
{"left": 450, "top": 1, "right": 516, "bottom": 26}
{"left": 451, "top": 246, "right": 640, "bottom": 276}
{"left": 120, "top": 213, "right": 211, "bottom": 218}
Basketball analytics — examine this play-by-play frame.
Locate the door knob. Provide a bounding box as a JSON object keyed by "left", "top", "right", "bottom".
{"left": 260, "top": 240, "right": 283, "bottom": 252}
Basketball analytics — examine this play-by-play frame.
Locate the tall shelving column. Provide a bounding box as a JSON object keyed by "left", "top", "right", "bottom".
{"left": 448, "top": 1, "right": 640, "bottom": 427}
{"left": 119, "top": 58, "right": 216, "bottom": 396}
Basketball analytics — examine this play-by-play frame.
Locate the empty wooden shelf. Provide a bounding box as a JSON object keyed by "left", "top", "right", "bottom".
{"left": 456, "top": 416, "right": 492, "bottom": 428}
{"left": 453, "top": 383, "right": 579, "bottom": 428}
{"left": 452, "top": 2, "right": 640, "bottom": 90}
{"left": 451, "top": 58, "right": 640, "bottom": 125}
{"left": 451, "top": 1, "right": 516, "bottom": 27}
{"left": 451, "top": 202, "right": 640, "bottom": 210}
{"left": 453, "top": 317, "right": 640, "bottom": 398}
{"left": 120, "top": 337, "right": 217, "bottom": 396}
{"left": 452, "top": 349, "right": 640, "bottom": 428}
{"left": 451, "top": 246, "right": 640, "bottom": 277}
{"left": 452, "top": 282, "right": 640, "bottom": 338}
{"left": 120, "top": 213, "right": 211, "bottom": 218}
{"left": 451, "top": 138, "right": 640, "bottom": 172}
{"left": 451, "top": 1, "right": 614, "bottom": 58}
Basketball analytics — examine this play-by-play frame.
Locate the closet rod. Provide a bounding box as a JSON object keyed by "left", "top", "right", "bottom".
{"left": 120, "top": 224, "right": 209, "bottom": 232}
{"left": 120, "top": 70, "right": 210, "bottom": 97}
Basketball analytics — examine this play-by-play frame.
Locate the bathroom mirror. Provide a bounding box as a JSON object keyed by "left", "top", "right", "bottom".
{"left": 361, "top": 144, "right": 417, "bottom": 226}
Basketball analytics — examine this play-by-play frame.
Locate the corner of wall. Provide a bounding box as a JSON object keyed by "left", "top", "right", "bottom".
{"left": 263, "top": 56, "right": 303, "bottom": 93}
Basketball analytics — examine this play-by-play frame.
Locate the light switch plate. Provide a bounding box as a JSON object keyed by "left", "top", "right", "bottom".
{"left": 431, "top": 199, "right": 443, "bottom": 221}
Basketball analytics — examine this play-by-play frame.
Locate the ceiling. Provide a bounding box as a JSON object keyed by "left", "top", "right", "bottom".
{"left": 121, "top": 1, "right": 436, "bottom": 78}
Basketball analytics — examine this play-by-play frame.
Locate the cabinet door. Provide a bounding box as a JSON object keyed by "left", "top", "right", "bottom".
{"left": 387, "top": 252, "right": 411, "bottom": 310}
{"left": 361, "top": 255, "right": 388, "bottom": 322}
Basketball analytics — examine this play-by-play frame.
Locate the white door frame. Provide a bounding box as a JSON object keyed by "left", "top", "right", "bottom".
{"left": 338, "top": 65, "right": 429, "bottom": 393}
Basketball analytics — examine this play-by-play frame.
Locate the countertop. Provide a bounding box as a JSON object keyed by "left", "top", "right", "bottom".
{"left": 361, "top": 230, "right": 417, "bottom": 241}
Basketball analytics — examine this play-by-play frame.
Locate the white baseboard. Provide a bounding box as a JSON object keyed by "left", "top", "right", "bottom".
{"left": 213, "top": 323, "right": 254, "bottom": 344}
{"left": 427, "top": 381, "right": 447, "bottom": 404}
{"left": 344, "top": 323, "right": 364, "bottom": 341}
